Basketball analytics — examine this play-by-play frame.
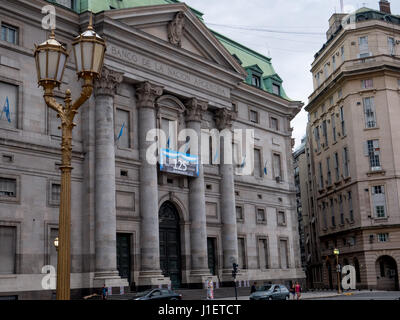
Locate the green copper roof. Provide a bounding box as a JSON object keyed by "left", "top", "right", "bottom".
{"left": 48, "top": 0, "right": 290, "bottom": 99}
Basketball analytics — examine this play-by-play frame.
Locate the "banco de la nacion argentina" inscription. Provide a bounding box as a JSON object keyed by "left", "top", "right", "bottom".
{"left": 109, "top": 45, "right": 229, "bottom": 98}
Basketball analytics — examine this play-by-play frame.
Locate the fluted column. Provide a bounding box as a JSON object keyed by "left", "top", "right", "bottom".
{"left": 216, "top": 108, "right": 239, "bottom": 273}
{"left": 136, "top": 82, "right": 165, "bottom": 285}
{"left": 185, "top": 98, "right": 211, "bottom": 280}
{"left": 93, "top": 67, "right": 128, "bottom": 287}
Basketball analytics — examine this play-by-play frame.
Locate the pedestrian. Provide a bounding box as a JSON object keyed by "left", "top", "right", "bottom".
{"left": 101, "top": 284, "right": 108, "bottom": 300}
{"left": 250, "top": 282, "right": 257, "bottom": 294}
{"left": 295, "top": 281, "right": 302, "bottom": 300}
{"left": 290, "top": 283, "right": 296, "bottom": 300}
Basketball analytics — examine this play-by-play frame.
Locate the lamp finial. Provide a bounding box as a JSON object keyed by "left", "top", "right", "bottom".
{"left": 88, "top": 11, "right": 94, "bottom": 30}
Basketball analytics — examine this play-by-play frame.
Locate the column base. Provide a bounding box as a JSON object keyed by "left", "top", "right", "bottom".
{"left": 93, "top": 271, "right": 129, "bottom": 288}
{"left": 137, "top": 270, "right": 170, "bottom": 287}
{"left": 189, "top": 269, "right": 212, "bottom": 285}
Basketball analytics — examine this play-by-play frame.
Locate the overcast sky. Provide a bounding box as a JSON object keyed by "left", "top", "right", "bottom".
{"left": 182, "top": 0, "right": 400, "bottom": 150}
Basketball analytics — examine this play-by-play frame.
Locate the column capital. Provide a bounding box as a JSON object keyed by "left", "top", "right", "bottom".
{"left": 215, "top": 107, "right": 237, "bottom": 130}
{"left": 136, "top": 82, "right": 163, "bottom": 109}
{"left": 94, "top": 66, "right": 124, "bottom": 97}
{"left": 185, "top": 98, "right": 208, "bottom": 122}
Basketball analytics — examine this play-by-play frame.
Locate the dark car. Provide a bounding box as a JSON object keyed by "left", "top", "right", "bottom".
{"left": 249, "top": 284, "right": 290, "bottom": 300}
{"left": 132, "top": 288, "right": 182, "bottom": 301}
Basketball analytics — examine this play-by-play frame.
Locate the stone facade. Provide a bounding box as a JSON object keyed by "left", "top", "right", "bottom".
{"left": 0, "top": 0, "right": 304, "bottom": 299}
{"left": 302, "top": 2, "right": 400, "bottom": 290}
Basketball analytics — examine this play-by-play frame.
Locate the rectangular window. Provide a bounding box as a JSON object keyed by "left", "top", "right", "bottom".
{"left": 55, "top": 0, "right": 73, "bottom": 9}
{"left": 314, "top": 126, "right": 321, "bottom": 151}
{"left": 316, "top": 73, "right": 321, "bottom": 87}
{"left": 270, "top": 117, "right": 279, "bottom": 131}
{"left": 115, "top": 109, "right": 130, "bottom": 149}
{"left": 340, "top": 106, "right": 346, "bottom": 136}
{"left": 322, "top": 120, "right": 328, "bottom": 146}
{"left": 372, "top": 186, "right": 386, "bottom": 218}
{"left": 253, "top": 148, "right": 262, "bottom": 178}
{"left": 388, "top": 37, "right": 395, "bottom": 55}
{"left": 324, "top": 63, "right": 329, "bottom": 79}
{"left": 366, "top": 140, "right": 381, "bottom": 170}
{"left": 236, "top": 206, "right": 243, "bottom": 221}
{"left": 273, "top": 153, "right": 282, "bottom": 180}
{"left": 334, "top": 152, "right": 340, "bottom": 181}
{"left": 238, "top": 238, "right": 246, "bottom": 269}
{"left": 279, "top": 239, "right": 289, "bottom": 269}
{"left": 332, "top": 55, "right": 336, "bottom": 70}
{"left": 49, "top": 228, "right": 58, "bottom": 271}
{"left": 258, "top": 238, "right": 269, "bottom": 269}
{"left": 161, "top": 117, "right": 177, "bottom": 150}
{"left": 343, "top": 147, "right": 349, "bottom": 177}
{"left": 252, "top": 75, "right": 261, "bottom": 88}
{"left": 51, "top": 183, "right": 61, "bottom": 204}
{"left": 249, "top": 110, "right": 259, "bottom": 123}
{"left": 257, "top": 208, "right": 266, "bottom": 223}
{"left": 332, "top": 114, "right": 337, "bottom": 142}
{"left": 0, "top": 226, "right": 16, "bottom": 274}
{"left": 272, "top": 84, "right": 280, "bottom": 95}
{"left": 0, "top": 178, "right": 16, "bottom": 197}
{"left": 1, "top": 23, "right": 18, "bottom": 45}
{"left": 0, "top": 82, "right": 18, "bottom": 128}
{"left": 322, "top": 202, "right": 327, "bottom": 229}
{"left": 277, "top": 211, "right": 286, "bottom": 225}
{"left": 339, "top": 195, "right": 344, "bottom": 225}
{"left": 330, "top": 198, "right": 335, "bottom": 227}
{"left": 359, "top": 36, "right": 369, "bottom": 57}
{"left": 338, "top": 89, "right": 342, "bottom": 99}
{"left": 326, "top": 157, "right": 332, "bottom": 186}
{"left": 363, "top": 97, "right": 377, "bottom": 128}
{"left": 341, "top": 46, "right": 345, "bottom": 62}
{"left": 348, "top": 191, "right": 353, "bottom": 221}
{"left": 318, "top": 162, "right": 324, "bottom": 189}
{"left": 361, "top": 79, "right": 373, "bottom": 89}
{"left": 378, "top": 233, "right": 389, "bottom": 242}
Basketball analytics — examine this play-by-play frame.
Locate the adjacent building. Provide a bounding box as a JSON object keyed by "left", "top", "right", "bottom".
{"left": 302, "top": 0, "right": 400, "bottom": 290}
{"left": 0, "top": 0, "right": 304, "bottom": 299}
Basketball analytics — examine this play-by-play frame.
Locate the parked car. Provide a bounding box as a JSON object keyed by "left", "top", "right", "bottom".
{"left": 132, "top": 288, "right": 182, "bottom": 300}
{"left": 249, "top": 284, "right": 290, "bottom": 300}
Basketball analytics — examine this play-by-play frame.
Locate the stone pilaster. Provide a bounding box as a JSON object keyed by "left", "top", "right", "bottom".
{"left": 185, "top": 98, "right": 211, "bottom": 283}
{"left": 93, "top": 67, "right": 128, "bottom": 288}
{"left": 136, "top": 82, "right": 169, "bottom": 287}
{"left": 216, "top": 108, "right": 239, "bottom": 279}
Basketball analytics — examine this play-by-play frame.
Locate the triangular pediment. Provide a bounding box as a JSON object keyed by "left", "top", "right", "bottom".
{"left": 104, "top": 3, "right": 246, "bottom": 77}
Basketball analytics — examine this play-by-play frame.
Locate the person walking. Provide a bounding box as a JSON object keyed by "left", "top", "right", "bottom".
{"left": 250, "top": 282, "right": 257, "bottom": 294}
{"left": 295, "top": 282, "right": 302, "bottom": 300}
{"left": 290, "top": 283, "right": 296, "bottom": 300}
{"left": 101, "top": 284, "right": 108, "bottom": 300}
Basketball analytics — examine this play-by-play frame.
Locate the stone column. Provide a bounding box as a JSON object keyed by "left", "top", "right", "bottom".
{"left": 216, "top": 108, "right": 239, "bottom": 277}
{"left": 136, "top": 82, "right": 167, "bottom": 287}
{"left": 185, "top": 98, "right": 211, "bottom": 282}
{"left": 93, "top": 67, "right": 128, "bottom": 288}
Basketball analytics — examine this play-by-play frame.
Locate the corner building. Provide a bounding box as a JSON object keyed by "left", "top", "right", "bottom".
{"left": 0, "top": 0, "right": 304, "bottom": 298}
{"left": 304, "top": 1, "right": 400, "bottom": 290}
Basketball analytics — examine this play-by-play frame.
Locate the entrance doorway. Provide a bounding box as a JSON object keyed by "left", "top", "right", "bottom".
{"left": 207, "top": 237, "right": 217, "bottom": 276}
{"left": 116, "top": 233, "right": 131, "bottom": 285}
{"left": 375, "top": 255, "right": 399, "bottom": 291}
{"left": 327, "top": 261, "right": 333, "bottom": 289}
{"left": 159, "top": 201, "right": 182, "bottom": 288}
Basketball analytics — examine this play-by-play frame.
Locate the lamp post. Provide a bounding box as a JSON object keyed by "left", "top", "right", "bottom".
{"left": 34, "top": 14, "right": 106, "bottom": 300}
{"left": 333, "top": 248, "right": 341, "bottom": 294}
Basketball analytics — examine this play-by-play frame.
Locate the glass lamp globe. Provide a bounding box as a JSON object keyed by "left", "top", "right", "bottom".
{"left": 34, "top": 30, "right": 68, "bottom": 89}
{"left": 72, "top": 14, "right": 106, "bottom": 79}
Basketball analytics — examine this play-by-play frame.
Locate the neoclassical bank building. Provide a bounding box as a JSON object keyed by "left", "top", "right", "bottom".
{"left": 0, "top": 0, "right": 304, "bottom": 299}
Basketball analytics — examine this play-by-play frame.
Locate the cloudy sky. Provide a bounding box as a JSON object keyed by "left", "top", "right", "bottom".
{"left": 182, "top": 0, "right": 400, "bottom": 149}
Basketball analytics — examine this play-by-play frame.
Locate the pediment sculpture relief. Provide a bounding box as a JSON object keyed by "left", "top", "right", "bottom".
{"left": 168, "top": 12, "right": 185, "bottom": 47}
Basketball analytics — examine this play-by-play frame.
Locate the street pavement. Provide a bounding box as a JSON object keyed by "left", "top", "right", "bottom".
{"left": 214, "top": 290, "right": 400, "bottom": 300}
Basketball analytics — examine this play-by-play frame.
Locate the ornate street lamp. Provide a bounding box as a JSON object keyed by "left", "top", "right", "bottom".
{"left": 333, "top": 248, "right": 342, "bottom": 294}
{"left": 34, "top": 14, "right": 105, "bottom": 300}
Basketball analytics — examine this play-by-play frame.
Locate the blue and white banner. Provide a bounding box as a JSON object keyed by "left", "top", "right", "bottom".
{"left": 159, "top": 148, "right": 199, "bottom": 177}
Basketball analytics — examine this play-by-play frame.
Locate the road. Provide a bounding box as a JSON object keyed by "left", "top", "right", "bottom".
{"left": 312, "top": 291, "right": 400, "bottom": 300}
